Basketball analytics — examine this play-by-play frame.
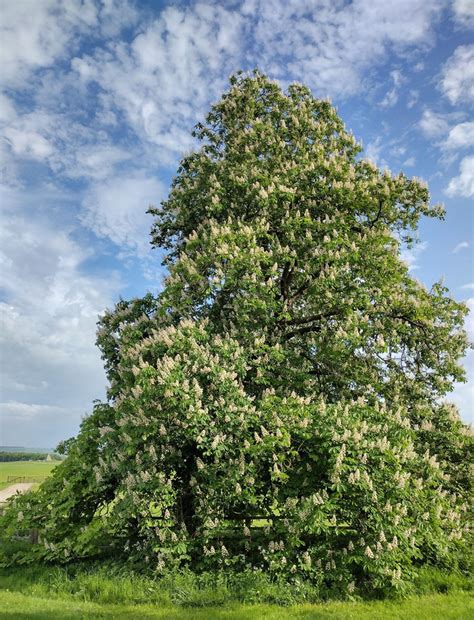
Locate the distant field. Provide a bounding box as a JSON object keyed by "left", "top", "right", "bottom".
{"left": 0, "top": 461, "right": 58, "bottom": 491}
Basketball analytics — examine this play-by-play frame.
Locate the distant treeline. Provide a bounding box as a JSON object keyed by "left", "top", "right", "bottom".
{"left": 0, "top": 452, "right": 63, "bottom": 462}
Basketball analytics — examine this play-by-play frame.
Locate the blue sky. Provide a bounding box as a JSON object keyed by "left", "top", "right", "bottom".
{"left": 0, "top": 0, "right": 473, "bottom": 448}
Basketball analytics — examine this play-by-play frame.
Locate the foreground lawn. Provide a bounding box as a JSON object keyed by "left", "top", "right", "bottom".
{"left": 0, "top": 590, "right": 472, "bottom": 619}
{"left": 0, "top": 461, "right": 58, "bottom": 491}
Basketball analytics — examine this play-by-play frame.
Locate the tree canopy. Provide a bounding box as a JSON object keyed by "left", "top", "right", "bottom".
{"left": 1, "top": 72, "right": 471, "bottom": 597}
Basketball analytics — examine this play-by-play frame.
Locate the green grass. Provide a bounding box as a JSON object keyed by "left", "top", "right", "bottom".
{"left": 0, "top": 461, "right": 58, "bottom": 491}
{"left": 0, "top": 590, "right": 472, "bottom": 619}
{"left": 0, "top": 564, "right": 471, "bottom": 619}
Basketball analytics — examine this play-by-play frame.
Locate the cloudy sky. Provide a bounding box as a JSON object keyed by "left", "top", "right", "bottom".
{"left": 0, "top": 0, "right": 473, "bottom": 448}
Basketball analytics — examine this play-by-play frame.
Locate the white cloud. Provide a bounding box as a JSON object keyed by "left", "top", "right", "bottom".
{"left": 380, "top": 69, "right": 404, "bottom": 108}
{"left": 4, "top": 125, "right": 54, "bottom": 161}
{"left": 380, "top": 89, "right": 398, "bottom": 108}
{"left": 440, "top": 44, "right": 474, "bottom": 104}
{"left": 71, "top": 3, "right": 243, "bottom": 161}
{"left": 0, "top": 94, "right": 17, "bottom": 123}
{"left": 81, "top": 173, "right": 165, "bottom": 256}
{"left": 364, "top": 137, "right": 384, "bottom": 166}
{"left": 1, "top": 401, "right": 67, "bottom": 419}
{"left": 446, "top": 155, "right": 474, "bottom": 197}
{"left": 1, "top": 0, "right": 453, "bottom": 252}
{"left": 65, "top": 0, "right": 447, "bottom": 166}
{"left": 417, "top": 112, "right": 473, "bottom": 176}
{"left": 407, "top": 90, "right": 420, "bottom": 108}
{"left": 453, "top": 241, "right": 470, "bottom": 253}
{"left": 443, "top": 121, "right": 474, "bottom": 151}
{"left": 403, "top": 156, "right": 416, "bottom": 167}
{"left": 450, "top": 297, "right": 474, "bottom": 424}
{"left": 400, "top": 240, "right": 428, "bottom": 271}
{"left": 419, "top": 109, "right": 450, "bottom": 138}
{"left": 392, "top": 146, "right": 407, "bottom": 157}
{"left": 95, "top": 0, "right": 138, "bottom": 37}
{"left": 0, "top": 0, "right": 96, "bottom": 87}
{"left": 69, "top": 145, "right": 133, "bottom": 180}
{"left": 241, "top": 0, "right": 444, "bottom": 97}
{"left": 418, "top": 112, "right": 473, "bottom": 164}
{"left": 0, "top": 185, "right": 122, "bottom": 446}
{"left": 0, "top": 0, "right": 137, "bottom": 88}
{"left": 2, "top": 109, "right": 133, "bottom": 181}
{"left": 452, "top": 0, "right": 474, "bottom": 28}
{"left": 461, "top": 283, "right": 474, "bottom": 289}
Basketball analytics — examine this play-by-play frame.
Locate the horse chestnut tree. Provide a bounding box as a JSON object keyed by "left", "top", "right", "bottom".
{"left": 2, "top": 72, "right": 471, "bottom": 596}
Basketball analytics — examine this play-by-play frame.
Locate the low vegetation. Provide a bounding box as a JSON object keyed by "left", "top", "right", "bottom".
{"left": 0, "top": 564, "right": 472, "bottom": 618}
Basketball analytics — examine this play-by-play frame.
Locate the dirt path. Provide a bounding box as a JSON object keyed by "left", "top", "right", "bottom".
{"left": 0, "top": 483, "right": 34, "bottom": 503}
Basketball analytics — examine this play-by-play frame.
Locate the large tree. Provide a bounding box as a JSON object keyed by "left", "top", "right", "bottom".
{"left": 2, "top": 72, "right": 471, "bottom": 596}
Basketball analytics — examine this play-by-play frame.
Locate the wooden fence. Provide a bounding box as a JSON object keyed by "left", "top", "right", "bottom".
{"left": 6, "top": 476, "right": 47, "bottom": 484}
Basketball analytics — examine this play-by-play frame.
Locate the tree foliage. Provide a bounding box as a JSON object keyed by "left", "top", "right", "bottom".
{"left": 1, "top": 72, "right": 471, "bottom": 596}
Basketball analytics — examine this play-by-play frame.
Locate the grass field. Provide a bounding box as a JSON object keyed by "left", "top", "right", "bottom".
{"left": 0, "top": 461, "right": 58, "bottom": 491}
{"left": 0, "top": 590, "right": 472, "bottom": 619}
